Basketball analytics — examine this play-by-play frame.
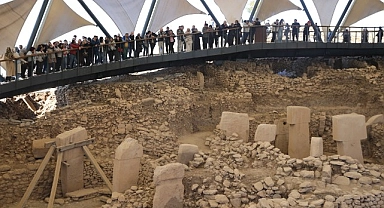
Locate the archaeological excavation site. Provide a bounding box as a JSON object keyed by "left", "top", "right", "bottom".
{"left": 1, "top": 57, "right": 384, "bottom": 208}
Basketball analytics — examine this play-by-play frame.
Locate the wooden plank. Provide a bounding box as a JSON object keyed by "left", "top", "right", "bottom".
{"left": 17, "top": 146, "right": 55, "bottom": 208}
{"left": 82, "top": 146, "right": 113, "bottom": 191}
{"left": 48, "top": 151, "right": 63, "bottom": 208}
{"left": 57, "top": 138, "right": 95, "bottom": 152}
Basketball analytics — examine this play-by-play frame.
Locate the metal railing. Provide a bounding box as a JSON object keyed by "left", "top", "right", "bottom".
{"left": 0, "top": 25, "right": 383, "bottom": 83}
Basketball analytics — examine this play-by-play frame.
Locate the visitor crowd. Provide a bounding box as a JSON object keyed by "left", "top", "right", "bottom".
{"left": 1, "top": 18, "right": 383, "bottom": 82}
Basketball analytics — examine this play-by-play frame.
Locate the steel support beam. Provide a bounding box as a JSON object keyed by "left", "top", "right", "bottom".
{"left": 299, "top": 0, "right": 322, "bottom": 42}
{"left": 200, "top": 0, "right": 220, "bottom": 27}
{"left": 27, "top": 0, "right": 50, "bottom": 49}
{"left": 328, "top": 0, "right": 353, "bottom": 42}
{"left": 141, "top": 0, "right": 157, "bottom": 37}
{"left": 78, "top": 0, "right": 111, "bottom": 38}
{"left": 249, "top": 0, "right": 261, "bottom": 22}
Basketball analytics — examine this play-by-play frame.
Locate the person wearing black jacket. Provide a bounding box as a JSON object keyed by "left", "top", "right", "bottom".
{"left": 135, "top": 33, "right": 143, "bottom": 57}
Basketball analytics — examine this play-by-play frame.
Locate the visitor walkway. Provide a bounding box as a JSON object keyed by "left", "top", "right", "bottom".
{"left": 1, "top": 41, "right": 384, "bottom": 99}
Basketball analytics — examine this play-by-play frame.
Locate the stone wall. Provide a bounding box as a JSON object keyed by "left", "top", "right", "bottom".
{"left": 0, "top": 57, "right": 384, "bottom": 205}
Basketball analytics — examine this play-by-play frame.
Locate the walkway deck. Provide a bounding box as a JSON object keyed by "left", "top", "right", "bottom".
{"left": 1, "top": 42, "right": 384, "bottom": 99}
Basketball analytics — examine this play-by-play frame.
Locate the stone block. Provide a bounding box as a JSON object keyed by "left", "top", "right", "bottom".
{"left": 310, "top": 137, "right": 323, "bottom": 157}
{"left": 177, "top": 144, "right": 199, "bottom": 165}
{"left": 32, "top": 138, "right": 55, "bottom": 159}
{"left": 114, "top": 138, "right": 143, "bottom": 160}
{"left": 287, "top": 106, "right": 310, "bottom": 124}
{"left": 153, "top": 163, "right": 185, "bottom": 185}
{"left": 219, "top": 112, "right": 249, "bottom": 142}
{"left": 153, "top": 163, "right": 185, "bottom": 208}
{"left": 113, "top": 158, "right": 141, "bottom": 193}
{"left": 254, "top": 124, "right": 277, "bottom": 142}
{"left": 275, "top": 135, "right": 288, "bottom": 154}
{"left": 337, "top": 141, "right": 364, "bottom": 164}
{"left": 332, "top": 114, "right": 367, "bottom": 142}
{"left": 153, "top": 181, "right": 184, "bottom": 208}
{"left": 275, "top": 118, "right": 289, "bottom": 135}
{"left": 197, "top": 71, "right": 204, "bottom": 89}
{"left": 288, "top": 123, "right": 310, "bottom": 159}
{"left": 113, "top": 138, "right": 143, "bottom": 193}
{"left": 366, "top": 114, "right": 384, "bottom": 126}
{"left": 56, "top": 127, "right": 88, "bottom": 161}
{"left": 61, "top": 156, "right": 84, "bottom": 194}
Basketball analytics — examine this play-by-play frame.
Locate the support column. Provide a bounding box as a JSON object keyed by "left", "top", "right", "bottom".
{"left": 299, "top": 0, "right": 322, "bottom": 42}
{"left": 78, "top": 0, "right": 112, "bottom": 38}
{"left": 141, "top": 0, "right": 157, "bottom": 37}
{"left": 27, "top": 0, "right": 50, "bottom": 50}
{"left": 328, "top": 0, "right": 354, "bottom": 42}
{"left": 249, "top": 0, "right": 261, "bottom": 22}
{"left": 200, "top": 0, "right": 220, "bottom": 27}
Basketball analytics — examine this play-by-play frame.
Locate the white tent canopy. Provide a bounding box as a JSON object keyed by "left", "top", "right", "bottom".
{"left": 256, "top": 0, "right": 301, "bottom": 22}
{"left": 312, "top": 0, "right": 339, "bottom": 26}
{"left": 35, "top": 0, "right": 93, "bottom": 44}
{"left": 214, "top": 0, "right": 248, "bottom": 24}
{"left": 342, "top": 0, "right": 384, "bottom": 26}
{"left": 93, "top": 0, "right": 145, "bottom": 34}
{"left": 0, "top": 0, "right": 36, "bottom": 53}
{"left": 148, "top": 0, "right": 205, "bottom": 32}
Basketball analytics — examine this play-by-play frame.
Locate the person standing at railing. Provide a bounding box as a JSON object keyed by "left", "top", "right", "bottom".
{"left": 191, "top": 25, "right": 201, "bottom": 50}
{"left": 207, "top": 25, "right": 215, "bottom": 49}
{"left": 128, "top": 32, "right": 135, "bottom": 59}
{"left": 202, "top": 23, "right": 209, "bottom": 49}
{"left": 122, "top": 33, "right": 130, "bottom": 60}
{"left": 158, "top": 28, "right": 166, "bottom": 55}
{"left": 227, "top": 23, "right": 235, "bottom": 46}
{"left": 106, "top": 37, "right": 114, "bottom": 62}
{"left": 221, "top": 21, "right": 229, "bottom": 47}
{"left": 177, "top": 25, "right": 185, "bottom": 52}
{"left": 185, "top": 28, "right": 193, "bottom": 52}
{"left": 271, "top": 19, "right": 279, "bottom": 42}
{"left": 60, "top": 43, "right": 68, "bottom": 70}
{"left": 291, "top": 19, "right": 300, "bottom": 42}
{"left": 277, "top": 19, "right": 285, "bottom": 43}
{"left": 79, "top": 37, "right": 88, "bottom": 67}
{"left": 361, "top": 28, "right": 369, "bottom": 43}
{"left": 376, "top": 27, "right": 383, "bottom": 43}
{"left": 165, "top": 27, "right": 170, "bottom": 54}
{"left": 19, "top": 45, "right": 28, "bottom": 79}
{"left": 214, "top": 25, "right": 220, "bottom": 48}
{"left": 303, "top": 23, "right": 310, "bottom": 42}
{"left": 46, "top": 42, "right": 56, "bottom": 73}
{"left": 68, "top": 39, "right": 79, "bottom": 69}
{"left": 143, "top": 32, "right": 150, "bottom": 56}
{"left": 55, "top": 42, "right": 63, "bottom": 72}
{"left": 313, "top": 23, "right": 321, "bottom": 42}
{"left": 241, "top": 20, "right": 250, "bottom": 44}
{"left": 99, "top": 37, "right": 107, "bottom": 64}
{"left": 91, "top": 35, "right": 100, "bottom": 64}
{"left": 343, "top": 29, "right": 350, "bottom": 43}
{"left": 115, "top": 35, "right": 123, "bottom": 61}
{"left": 284, "top": 23, "right": 291, "bottom": 42}
{"left": 35, "top": 45, "right": 45, "bottom": 75}
{"left": 234, "top": 20, "right": 242, "bottom": 45}
{"left": 250, "top": 18, "right": 260, "bottom": 44}
{"left": 135, "top": 33, "right": 143, "bottom": 57}
{"left": 26, "top": 46, "right": 36, "bottom": 77}
{"left": 169, "top": 30, "right": 176, "bottom": 53}
{"left": 149, "top": 31, "right": 157, "bottom": 56}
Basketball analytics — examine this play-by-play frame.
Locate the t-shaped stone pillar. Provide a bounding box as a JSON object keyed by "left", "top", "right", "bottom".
{"left": 112, "top": 137, "right": 143, "bottom": 193}
{"left": 219, "top": 111, "right": 249, "bottom": 142}
{"left": 332, "top": 113, "right": 366, "bottom": 163}
{"left": 153, "top": 163, "right": 185, "bottom": 208}
{"left": 287, "top": 106, "right": 311, "bottom": 159}
{"left": 56, "top": 127, "right": 88, "bottom": 194}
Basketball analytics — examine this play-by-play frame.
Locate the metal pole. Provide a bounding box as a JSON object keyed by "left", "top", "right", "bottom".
{"left": 299, "top": 0, "right": 322, "bottom": 42}
{"left": 27, "top": 0, "right": 50, "bottom": 50}
{"left": 141, "top": 0, "right": 157, "bottom": 37}
{"left": 200, "top": 0, "right": 220, "bottom": 27}
{"left": 328, "top": 0, "right": 353, "bottom": 42}
{"left": 249, "top": 0, "right": 261, "bottom": 22}
{"left": 78, "top": 0, "right": 112, "bottom": 38}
